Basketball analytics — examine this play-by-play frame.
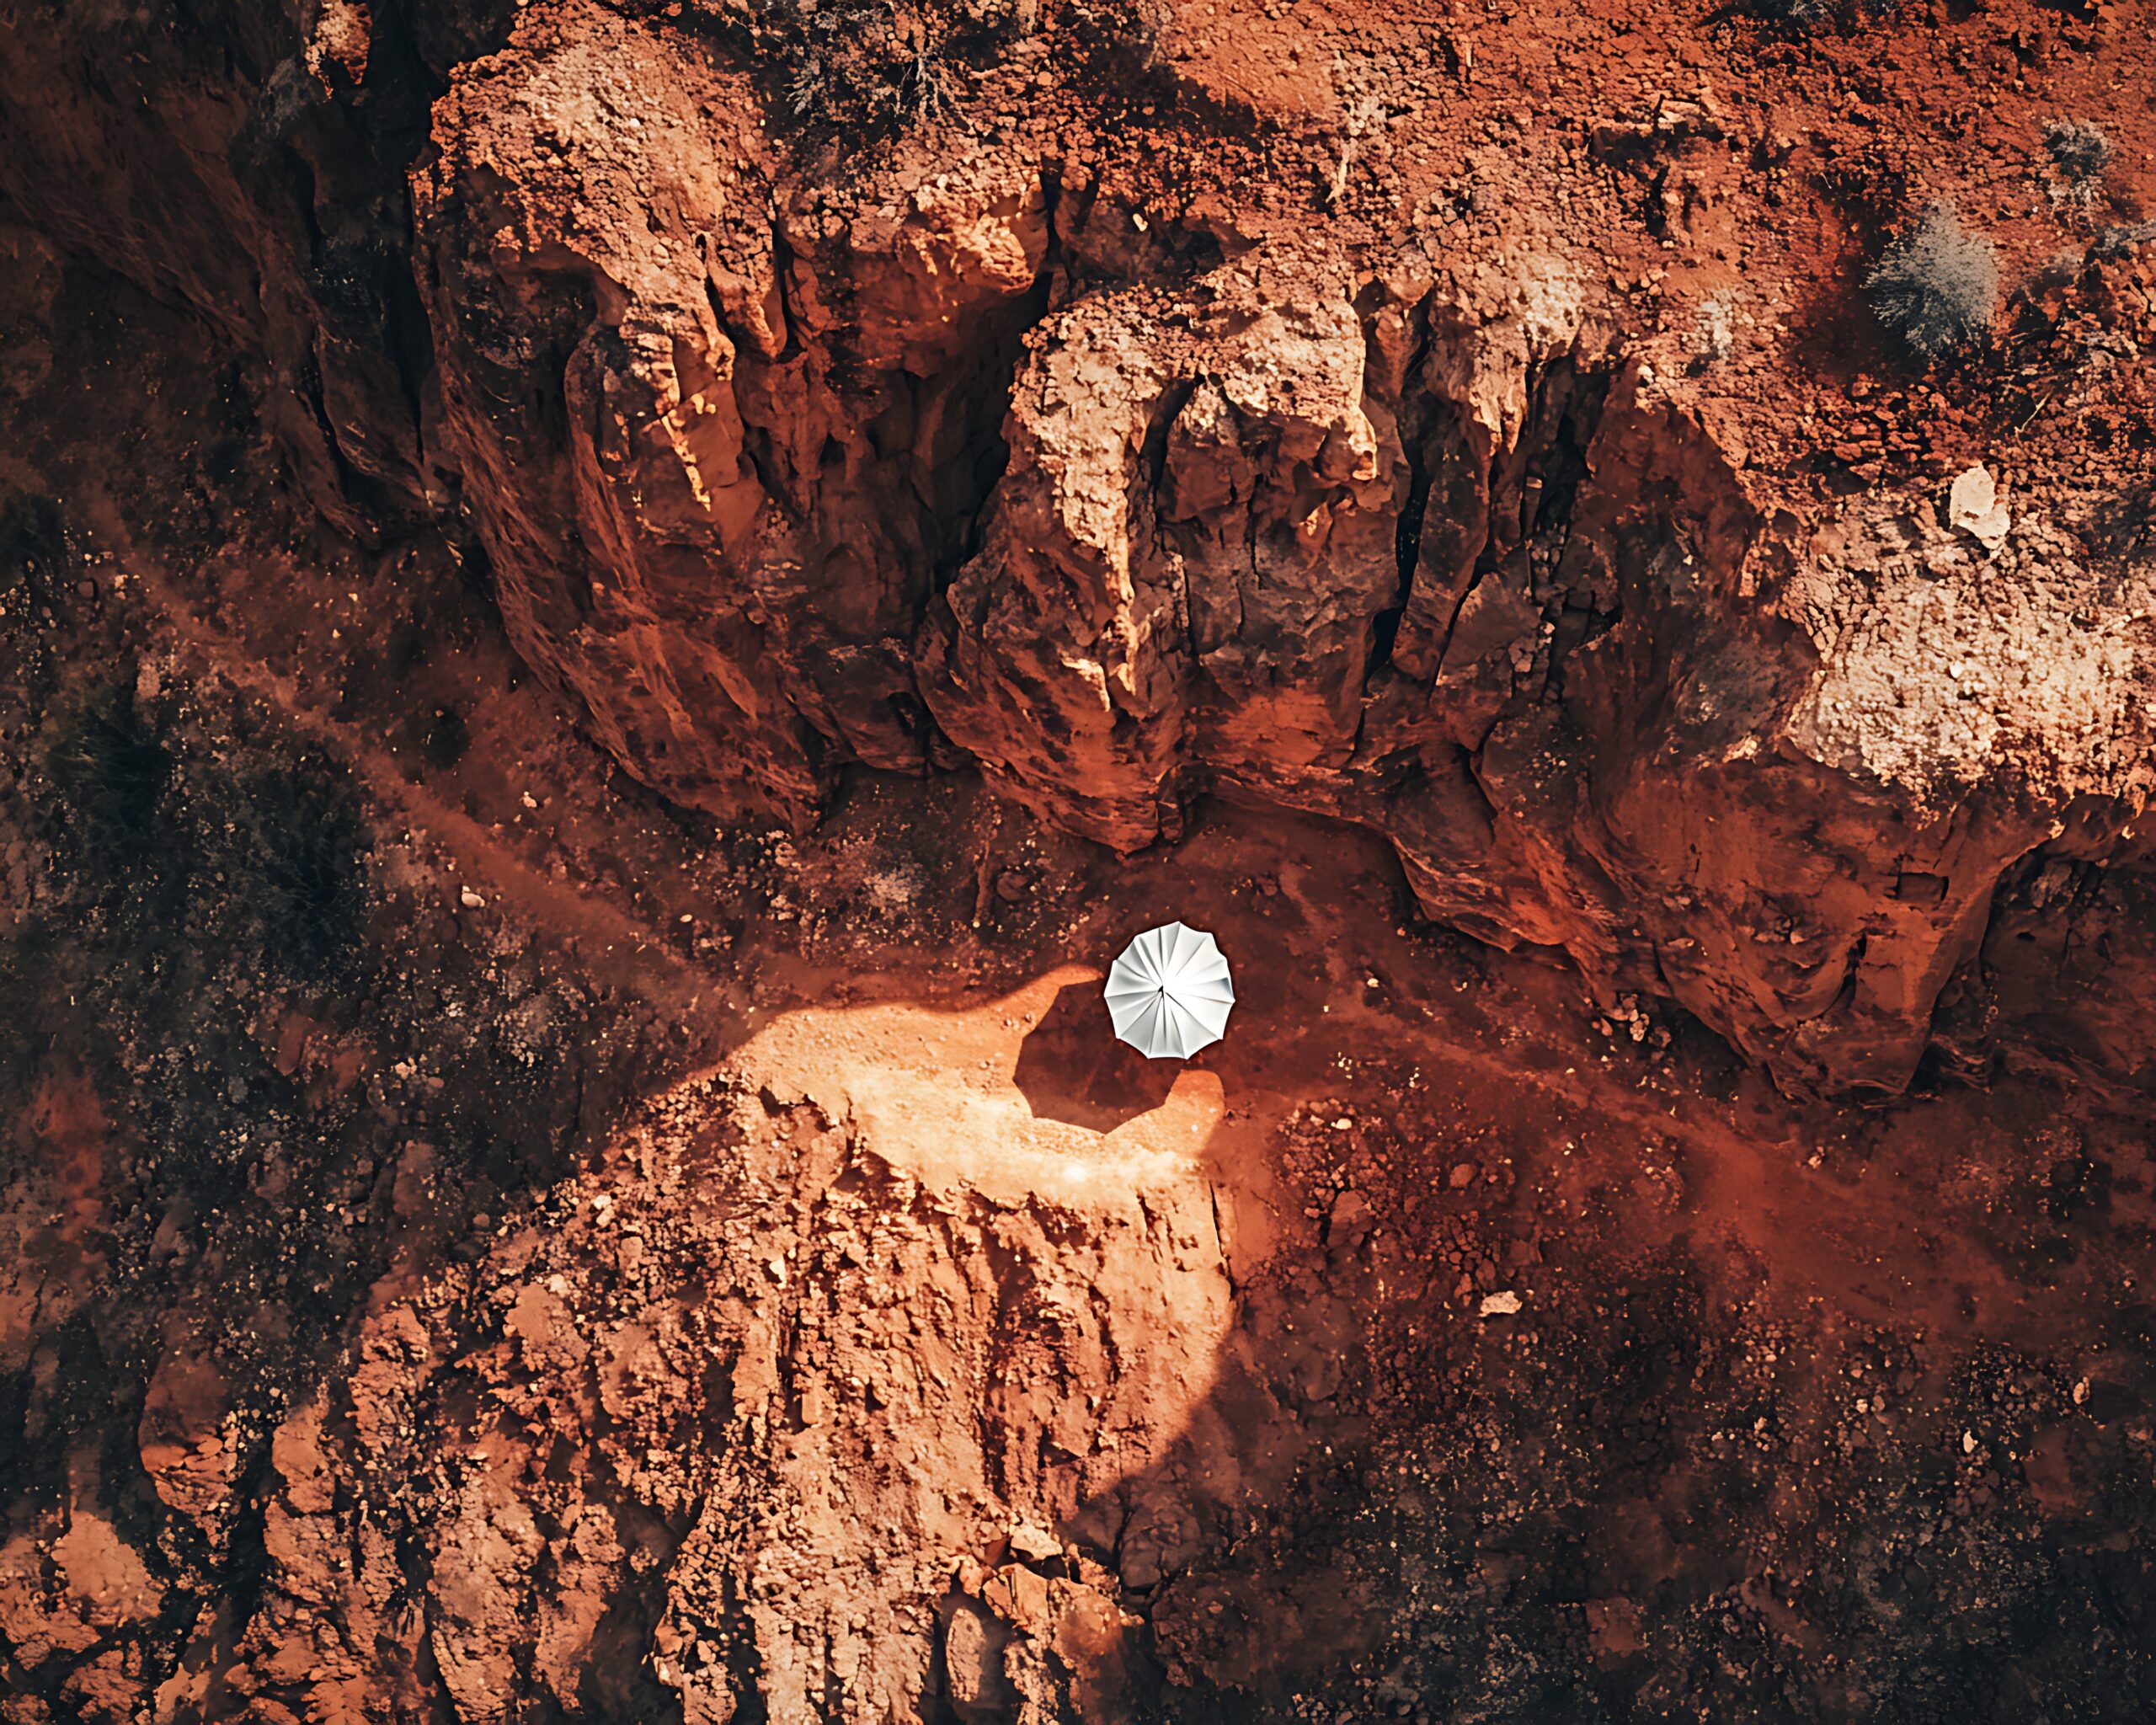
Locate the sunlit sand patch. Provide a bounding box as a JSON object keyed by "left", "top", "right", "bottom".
{"left": 724, "top": 965, "right": 1230, "bottom": 1204}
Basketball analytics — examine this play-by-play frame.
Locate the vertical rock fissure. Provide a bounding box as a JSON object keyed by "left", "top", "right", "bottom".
{"left": 1373, "top": 301, "right": 1442, "bottom": 679}
{"left": 911, "top": 168, "right": 1069, "bottom": 627}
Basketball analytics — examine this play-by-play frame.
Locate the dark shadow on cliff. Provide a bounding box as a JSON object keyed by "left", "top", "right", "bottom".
{"left": 1012, "top": 978, "right": 1180, "bottom": 1130}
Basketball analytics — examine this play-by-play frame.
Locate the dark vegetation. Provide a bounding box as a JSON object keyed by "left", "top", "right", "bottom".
{"left": 1867, "top": 203, "right": 1999, "bottom": 360}
{"left": 0, "top": 492, "right": 71, "bottom": 617}
{"left": 1, "top": 584, "right": 675, "bottom": 1564}
{"left": 1747, "top": 0, "right": 1839, "bottom": 29}
{"left": 234, "top": 762, "right": 372, "bottom": 980}
{"left": 772, "top": 0, "right": 960, "bottom": 131}
{"left": 39, "top": 677, "right": 366, "bottom": 981}
{"left": 694, "top": 0, "right": 1033, "bottom": 147}
{"left": 41, "top": 677, "right": 170, "bottom": 862}
{"left": 2044, "top": 118, "right": 2111, "bottom": 185}
{"left": 1737, "top": 0, "right": 1898, "bottom": 35}
{"left": 682, "top": 0, "right": 1161, "bottom": 152}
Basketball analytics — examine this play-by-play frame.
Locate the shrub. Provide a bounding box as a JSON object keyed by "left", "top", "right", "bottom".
{"left": 1743, "top": 0, "right": 1897, "bottom": 32}
{"left": 1749, "top": 0, "right": 1839, "bottom": 29}
{"left": 743, "top": 0, "right": 1040, "bottom": 142}
{"left": 2043, "top": 119, "right": 2111, "bottom": 184}
{"left": 1866, "top": 203, "right": 1999, "bottom": 360}
{"left": 777, "top": 3, "right": 945, "bottom": 129}
{"left": 711, "top": 0, "right": 1155, "bottom": 150}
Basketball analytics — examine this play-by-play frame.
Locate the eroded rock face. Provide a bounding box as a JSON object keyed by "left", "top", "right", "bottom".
{"left": 5, "top": 5, "right": 2150, "bottom": 1106}
{"left": 414, "top": 11, "right": 1049, "bottom": 822}
{"left": 921, "top": 239, "right": 2156, "bottom": 1093}
{"left": 168, "top": 1068, "right": 1231, "bottom": 1725}
{"left": 0, "top": 0, "right": 460, "bottom": 531}
{"left": 1737, "top": 495, "right": 2156, "bottom": 1087}
{"left": 920, "top": 248, "right": 1403, "bottom": 850}
{"left": 394, "top": 4, "right": 2156, "bottom": 1097}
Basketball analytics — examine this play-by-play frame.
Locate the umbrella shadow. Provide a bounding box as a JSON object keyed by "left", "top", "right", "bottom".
{"left": 1013, "top": 979, "right": 1182, "bottom": 1131}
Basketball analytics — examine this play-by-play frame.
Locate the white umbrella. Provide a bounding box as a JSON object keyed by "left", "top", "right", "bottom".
{"left": 1103, "top": 922, "right": 1235, "bottom": 1060}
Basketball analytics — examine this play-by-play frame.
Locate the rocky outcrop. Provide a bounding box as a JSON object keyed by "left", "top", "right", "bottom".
{"left": 919, "top": 246, "right": 1405, "bottom": 850}
{"left": 154, "top": 1069, "right": 1231, "bottom": 1725}
{"left": 921, "top": 239, "right": 2156, "bottom": 1093}
{"left": 395, "top": 4, "right": 2156, "bottom": 1097}
{"left": 414, "top": 9, "right": 1049, "bottom": 822}
{"left": 0, "top": 0, "right": 469, "bottom": 531}
{"left": 5, "top": 3, "right": 2151, "bottom": 1105}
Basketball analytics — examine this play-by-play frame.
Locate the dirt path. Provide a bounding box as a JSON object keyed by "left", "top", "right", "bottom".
{"left": 66, "top": 479, "right": 737, "bottom": 1028}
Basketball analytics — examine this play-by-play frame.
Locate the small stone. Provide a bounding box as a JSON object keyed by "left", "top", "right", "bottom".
{"left": 1948, "top": 464, "right": 2011, "bottom": 553}
{"left": 1330, "top": 1189, "right": 1374, "bottom": 1238}
{"left": 1007, "top": 1521, "right": 1060, "bottom": 1563}
{"left": 1479, "top": 1290, "right": 1522, "bottom": 1317}
{"left": 943, "top": 1599, "right": 1009, "bottom": 1716}
{"left": 460, "top": 886, "right": 486, "bottom": 909}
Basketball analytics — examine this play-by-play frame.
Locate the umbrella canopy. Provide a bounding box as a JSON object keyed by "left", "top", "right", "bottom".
{"left": 1103, "top": 922, "right": 1235, "bottom": 1060}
